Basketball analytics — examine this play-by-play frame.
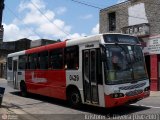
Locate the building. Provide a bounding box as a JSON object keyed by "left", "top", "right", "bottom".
{"left": 0, "top": 0, "right": 58, "bottom": 78}
{"left": 100, "top": 0, "right": 160, "bottom": 91}
{"left": 30, "top": 39, "right": 57, "bottom": 48}
{"left": 0, "top": 38, "right": 31, "bottom": 78}
{"left": 0, "top": 38, "right": 57, "bottom": 78}
{"left": 0, "top": 0, "right": 4, "bottom": 44}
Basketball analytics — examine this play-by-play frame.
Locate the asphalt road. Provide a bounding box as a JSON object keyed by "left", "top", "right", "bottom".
{"left": 0, "top": 79, "right": 160, "bottom": 120}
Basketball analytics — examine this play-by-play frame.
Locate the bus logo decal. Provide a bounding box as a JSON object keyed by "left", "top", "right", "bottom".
{"left": 31, "top": 72, "right": 47, "bottom": 83}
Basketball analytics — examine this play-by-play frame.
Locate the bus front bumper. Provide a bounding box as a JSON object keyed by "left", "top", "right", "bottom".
{"left": 105, "top": 91, "right": 150, "bottom": 108}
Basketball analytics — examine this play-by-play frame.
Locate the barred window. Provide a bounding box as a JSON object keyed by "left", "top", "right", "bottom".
{"left": 108, "top": 12, "right": 116, "bottom": 31}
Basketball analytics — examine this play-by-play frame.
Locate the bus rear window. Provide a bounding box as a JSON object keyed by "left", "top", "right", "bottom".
{"left": 7, "top": 57, "right": 13, "bottom": 70}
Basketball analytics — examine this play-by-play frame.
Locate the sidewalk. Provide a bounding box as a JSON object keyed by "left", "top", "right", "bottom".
{"left": 0, "top": 102, "right": 39, "bottom": 120}
{"left": 150, "top": 91, "right": 160, "bottom": 97}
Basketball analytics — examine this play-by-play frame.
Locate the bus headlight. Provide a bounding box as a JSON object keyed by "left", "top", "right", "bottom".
{"left": 144, "top": 86, "right": 150, "bottom": 91}
{"left": 110, "top": 93, "right": 124, "bottom": 98}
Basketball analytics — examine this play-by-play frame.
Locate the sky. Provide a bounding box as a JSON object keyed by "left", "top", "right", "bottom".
{"left": 3, "top": 0, "right": 127, "bottom": 41}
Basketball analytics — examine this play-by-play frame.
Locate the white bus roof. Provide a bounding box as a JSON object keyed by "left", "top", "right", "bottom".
{"left": 8, "top": 50, "right": 25, "bottom": 58}
{"left": 66, "top": 33, "right": 136, "bottom": 46}
{"left": 66, "top": 34, "right": 102, "bottom": 47}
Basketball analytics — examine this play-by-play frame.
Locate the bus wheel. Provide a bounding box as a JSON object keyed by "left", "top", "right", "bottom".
{"left": 20, "top": 82, "right": 27, "bottom": 97}
{"left": 68, "top": 89, "right": 81, "bottom": 108}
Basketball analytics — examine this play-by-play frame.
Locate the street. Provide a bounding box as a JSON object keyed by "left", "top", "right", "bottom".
{"left": 0, "top": 78, "right": 160, "bottom": 120}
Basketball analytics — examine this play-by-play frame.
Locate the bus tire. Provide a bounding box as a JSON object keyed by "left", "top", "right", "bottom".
{"left": 67, "top": 89, "right": 82, "bottom": 108}
{"left": 20, "top": 81, "right": 27, "bottom": 97}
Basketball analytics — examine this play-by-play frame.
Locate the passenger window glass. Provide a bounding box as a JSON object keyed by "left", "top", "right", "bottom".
{"left": 39, "top": 51, "right": 48, "bottom": 69}
{"left": 18, "top": 55, "right": 26, "bottom": 70}
{"left": 97, "top": 49, "right": 103, "bottom": 84}
{"left": 28, "top": 54, "right": 38, "bottom": 69}
{"left": 64, "top": 46, "right": 79, "bottom": 70}
{"left": 91, "top": 50, "right": 96, "bottom": 82}
{"left": 50, "top": 49, "right": 63, "bottom": 69}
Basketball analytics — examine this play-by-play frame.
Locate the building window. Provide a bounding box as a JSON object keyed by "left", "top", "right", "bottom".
{"left": 108, "top": 12, "right": 116, "bottom": 31}
{"left": 50, "top": 49, "right": 63, "bottom": 69}
{"left": 64, "top": 46, "right": 79, "bottom": 70}
{"left": 7, "top": 57, "right": 12, "bottom": 70}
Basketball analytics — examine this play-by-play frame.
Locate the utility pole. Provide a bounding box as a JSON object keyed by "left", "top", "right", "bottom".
{"left": 0, "top": 0, "right": 4, "bottom": 44}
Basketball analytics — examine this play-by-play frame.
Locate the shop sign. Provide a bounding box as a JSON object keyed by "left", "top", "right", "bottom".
{"left": 147, "top": 37, "right": 160, "bottom": 54}
{"left": 122, "top": 23, "right": 150, "bottom": 37}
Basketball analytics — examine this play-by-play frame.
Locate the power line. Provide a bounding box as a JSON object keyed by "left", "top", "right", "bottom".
{"left": 70, "top": 0, "right": 147, "bottom": 20}
{"left": 70, "top": 0, "right": 101, "bottom": 9}
{"left": 78, "top": 0, "right": 107, "bottom": 8}
{"left": 29, "top": 0, "right": 71, "bottom": 36}
{"left": 5, "top": 5, "right": 43, "bottom": 40}
{"left": 70, "top": 0, "right": 160, "bottom": 22}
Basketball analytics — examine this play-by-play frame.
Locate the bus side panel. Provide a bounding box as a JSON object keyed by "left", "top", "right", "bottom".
{"left": 17, "top": 70, "right": 25, "bottom": 90}
{"left": 25, "top": 70, "right": 66, "bottom": 100}
{"left": 25, "top": 70, "right": 51, "bottom": 97}
{"left": 47, "top": 70, "right": 66, "bottom": 100}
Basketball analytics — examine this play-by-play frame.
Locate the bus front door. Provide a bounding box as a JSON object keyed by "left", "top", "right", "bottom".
{"left": 13, "top": 60, "right": 18, "bottom": 89}
{"left": 83, "top": 49, "right": 99, "bottom": 104}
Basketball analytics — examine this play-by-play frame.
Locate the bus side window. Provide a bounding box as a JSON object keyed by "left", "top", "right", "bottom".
{"left": 18, "top": 55, "right": 26, "bottom": 70}
{"left": 39, "top": 51, "right": 48, "bottom": 70}
{"left": 28, "top": 54, "right": 38, "bottom": 70}
{"left": 7, "top": 57, "right": 13, "bottom": 70}
{"left": 64, "top": 46, "right": 79, "bottom": 70}
{"left": 49, "top": 49, "right": 63, "bottom": 69}
{"left": 26, "top": 55, "right": 29, "bottom": 69}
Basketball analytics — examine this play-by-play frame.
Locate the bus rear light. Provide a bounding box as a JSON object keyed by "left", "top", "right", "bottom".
{"left": 110, "top": 93, "right": 124, "bottom": 98}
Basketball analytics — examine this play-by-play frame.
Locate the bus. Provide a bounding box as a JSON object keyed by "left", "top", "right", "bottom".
{"left": 7, "top": 33, "right": 150, "bottom": 108}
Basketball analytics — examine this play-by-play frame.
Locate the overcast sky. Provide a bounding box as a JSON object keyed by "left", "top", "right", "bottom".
{"left": 3, "top": 0, "right": 126, "bottom": 41}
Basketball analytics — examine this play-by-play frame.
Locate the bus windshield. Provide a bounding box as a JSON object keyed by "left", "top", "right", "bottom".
{"left": 104, "top": 44, "right": 148, "bottom": 84}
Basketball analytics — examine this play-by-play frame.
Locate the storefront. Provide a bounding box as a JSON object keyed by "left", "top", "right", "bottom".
{"left": 144, "top": 35, "right": 160, "bottom": 91}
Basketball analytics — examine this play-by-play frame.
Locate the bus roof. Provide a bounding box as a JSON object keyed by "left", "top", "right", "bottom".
{"left": 8, "top": 50, "right": 25, "bottom": 58}
{"left": 66, "top": 34, "right": 102, "bottom": 47}
{"left": 25, "top": 34, "right": 103, "bottom": 54}
{"left": 7, "top": 33, "right": 137, "bottom": 57}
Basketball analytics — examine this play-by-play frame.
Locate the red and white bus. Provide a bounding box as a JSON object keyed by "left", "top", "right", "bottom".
{"left": 7, "top": 33, "right": 150, "bottom": 108}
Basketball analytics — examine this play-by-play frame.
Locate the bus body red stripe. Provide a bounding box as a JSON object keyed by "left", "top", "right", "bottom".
{"left": 25, "top": 41, "right": 66, "bottom": 54}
